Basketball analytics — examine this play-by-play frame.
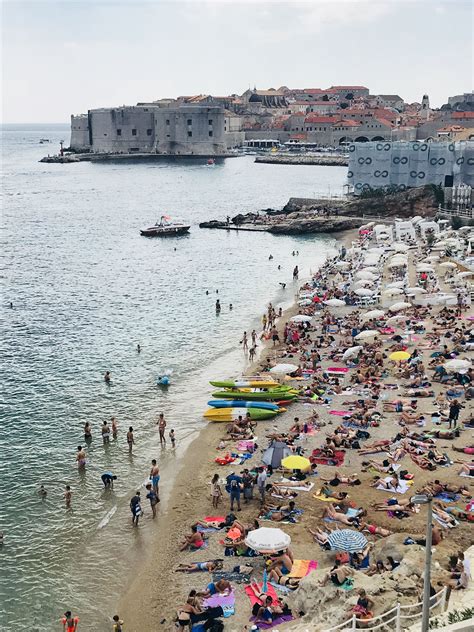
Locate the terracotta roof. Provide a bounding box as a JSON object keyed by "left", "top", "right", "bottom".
{"left": 304, "top": 115, "right": 335, "bottom": 124}
{"left": 452, "top": 111, "right": 474, "bottom": 119}
{"left": 292, "top": 112, "right": 306, "bottom": 117}
{"left": 301, "top": 88, "right": 326, "bottom": 94}
{"left": 332, "top": 119, "right": 360, "bottom": 127}
{"left": 375, "top": 118, "right": 395, "bottom": 128}
{"left": 329, "top": 85, "right": 368, "bottom": 90}
{"left": 437, "top": 125, "right": 466, "bottom": 132}
{"left": 308, "top": 101, "right": 339, "bottom": 106}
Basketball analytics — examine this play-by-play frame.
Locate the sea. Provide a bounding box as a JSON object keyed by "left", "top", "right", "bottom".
{"left": 0, "top": 124, "right": 347, "bottom": 631}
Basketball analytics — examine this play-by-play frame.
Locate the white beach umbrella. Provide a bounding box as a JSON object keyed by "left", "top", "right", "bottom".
{"left": 386, "top": 314, "right": 408, "bottom": 325}
{"left": 290, "top": 314, "right": 312, "bottom": 323}
{"left": 392, "top": 242, "right": 410, "bottom": 252}
{"left": 389, "top": 301, "right": 412, "bottom": 312}
{"left": 324, "top": 298, "right": 346, "bottom": 307}
{"left": 354, "top": 288, "right": 374, "bottom": 297}
{"left": 354, "top": 329, "right": 379, "bottom": 341}
{"left": 245, "top": 527, "right": 291, "bottom": 553}
{"left": 443, "top": 359, "right": 471, "bottom": 373}
{"left": 387, "top": 260, "right": 407, "bottom": 269}
{"left": 361, "top": 309, "right": 385, "bottom": 322}
{"left": 424, "top": 255, "right": 440, "bottom": 262}
{"left": 353, "top": 279, "right": 374, "bottom": 288}
{"left": 298, "top": 299, "right": 312, "bottom": 307}
{"left": 355, "top": 270, "right": 377, "bottom": 280}
{"left": 368, "top": 248, "right": 386, "bottom": 255}
{"left": 335, "top": 261, "right": 351, "bottom": 269}
{"left": 342, "top": 345, "right": 363, "bottom": 360}
{"left": 269, "top": 363, "right": 298, "bottom": 374}
{"left": 383, "top": 287, "right": 404, "bottom": 296}
{"left": 360, "top": 266, "right": 379, "bottom": 273}
{"left": 405, "top": 287, "right": 427, "bottom": 295}
{"left": 439, "top": 262, "right": 458, "bottom": 269}
{"left": 386, "top": 281, "right": 406, "bottom": 288}
{"left": 416, "top": 265, "right": 435, "bottom": 273}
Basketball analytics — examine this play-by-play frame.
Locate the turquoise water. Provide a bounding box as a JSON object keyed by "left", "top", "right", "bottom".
{"left": 0, "top": 125, "right": 346, "bottom": 630}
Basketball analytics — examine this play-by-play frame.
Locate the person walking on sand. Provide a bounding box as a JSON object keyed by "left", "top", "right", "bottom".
{"left": 126, "top": 427, "right": 134, "bottom": 453}
{"left": 211, "top": 473, "right": 222, "bottom": 508}
{"left": 145, "top": 483, "right": 159, "bottom": 518}
{"left": 257, "top": 467, "right": 267, "bottom": 504}
{"left": 62, "top": 611, "right": 79, "bottom": 631}
{"left": 241, "top": 331, "right": 248, "bottom": 351}
{"left": 157, "top": 413, "right": 166, "bottom": 445}
{"left": 101, "top": 420, "right": 111, "bottom": 445}
{"left": 271, "top": 326, "right": 280, "bottom": 346}
{"left": 150, "top": 459, "right": 160, "bottom": 497}
{"left": 448, "top": 399, "right": 463, "bottom": 429}
{"left": 76, "top": 446, "right": 86, "bottom": 469}
{"left": 64, "top": 485, "right": 72, "bottom": 509}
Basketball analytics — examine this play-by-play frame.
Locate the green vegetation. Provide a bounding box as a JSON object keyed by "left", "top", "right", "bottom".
{"left": 359, "top": 184, "right": 403, "bottom": 199}
{"left": 429, "top": 607, "right": 474, "bottom": 629}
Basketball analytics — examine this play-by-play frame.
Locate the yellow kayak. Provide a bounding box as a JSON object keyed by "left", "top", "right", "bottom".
{"left": 203, "top": 408, "right": 278, "bottom": 422}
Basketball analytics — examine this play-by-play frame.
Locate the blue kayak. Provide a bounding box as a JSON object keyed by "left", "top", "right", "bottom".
{"left": 208, "top": 400, "right": 280, "bottom": 411}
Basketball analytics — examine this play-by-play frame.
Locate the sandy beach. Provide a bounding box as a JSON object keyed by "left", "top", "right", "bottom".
{"left": 118, "top": 226, "right": 473, "bottom": 632}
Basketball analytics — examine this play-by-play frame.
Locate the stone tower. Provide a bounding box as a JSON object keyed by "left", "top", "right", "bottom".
{"left": 421, "top": 94, "right": 430, "bottom": 120}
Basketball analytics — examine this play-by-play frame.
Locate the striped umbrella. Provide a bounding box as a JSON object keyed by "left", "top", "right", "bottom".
{"left": 327, "top": 529, "right": 368, "bottom": 552}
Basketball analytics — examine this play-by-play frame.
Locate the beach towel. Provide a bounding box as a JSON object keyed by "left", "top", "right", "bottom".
{"left": 313, "top": 494, "right": 339, "bottom": 502}
{"left": 197, "top": 525, "right": 220, "bottom": 534}
{"left": 329, "top": 410, "right": 352, "bottom": 417}
{"left": 460, "top": 472, "right": 474, "bottom": 479}
{"left": 327, "top": 367, "right": 349, "bottom": 374}
{"left": 203, "top": 591, "right": 235, "bottom": 617}
{"left": 433, "top": 514, "right": 459, "bottom": 529}
{"left": 277, "top": 480, "right": 315, "bottom": 492}
{"left": 376, "top": 477, "right": 411, "bottom": 494}
{"left": 288, "top": 559, "right": 318, "bottom": 578}
{"left": 250, "top": 614, "right": 294, "bottom": 629}
{"left": 245, "top": 583, "right": 279, "bottom": 607}
{"left": 324, "top": 507, "right": 360, "bottom": 524}
{"left": 261, "top": 509, "right": 303, "bottom": 525}
{"left": 212, "top": 570, "right": 251, "bottom": 583}
{"left": 269, "top": 580, "right": 292, "bottom": 594}
{"left": 311, "top": 449, "right": 346, "bottom": 467}
{"left": 204, "top": 516, "right": 225, "bottom": 523}
{"left": 434, "top": 492, "right": 459, "bottom": 503}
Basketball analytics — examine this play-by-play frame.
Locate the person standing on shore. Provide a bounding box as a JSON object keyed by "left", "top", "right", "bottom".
{"left": 64, "top": 485, "right": 72, "bottom": 509}
{"left": 251, "top": 329, "right": 257, "bottom": 347}
{"left": 157, "top": 413, "right": 166, "bottom": 445}
{"left": 257, "top": 467, "right": 267, "bottom": 504}
{"left": 241, "top": 331, "right": 248, "bottom": 351}
{"left": 38, "top": 485, "right": 47, "bottom": 499}
{"left": 150, "top": 459, "right": 160, "bottom": 497}
{"left": 271, "top": 326, "right": 280, "bottom": 346}
{"left": 293, "top": 265, "right": 299, "bottom": 280}
{"left": 127, "top": 427, "right": 134, "bottom": 453}
{"left": 145, "top": 483, "right": 159, "bottom": 518}
{"left": 226, "top": 472, "right": 243, "bottom": 511}
{"left": 169, "top": 428, "right": 176, "bottom": 447}
{"left": 111, "top": 417, "right": 118, "bottom": 439}
{"left": 262, "top": 313, "right": 267, "bottom": 331}
{"left": 448, "top": 400, "right": 463, "bottom": 429}
{"left": 211, "top": 473, "right": 222, "bottom": 508}
{"left": 112, "top": 615, "right": 124, "bottom": 631}
{"left": 101, "top": 420, "right": 111, "bottom": 445}
{"left": 76, "top": 446, "right": 86, "bottom": 469}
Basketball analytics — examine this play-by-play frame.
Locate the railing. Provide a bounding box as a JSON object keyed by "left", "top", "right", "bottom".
{"left": 323, "top": 586, "right": 447, "bottom": 632}
{"left": 437, "top": 205, "right": 473, "bottom": 219}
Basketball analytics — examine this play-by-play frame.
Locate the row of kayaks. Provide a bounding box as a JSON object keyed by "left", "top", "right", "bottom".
{"left": 203, "top": 380, "right": 297, "bottom": 422}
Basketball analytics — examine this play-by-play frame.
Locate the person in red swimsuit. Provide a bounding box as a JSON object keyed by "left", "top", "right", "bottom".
{"left": 62, "top": 611, "right": 79, "bottom": 631}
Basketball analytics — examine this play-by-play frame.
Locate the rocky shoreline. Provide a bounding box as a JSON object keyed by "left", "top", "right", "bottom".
{"left": 255, "top": 154, "right": 349, "bottom": 166}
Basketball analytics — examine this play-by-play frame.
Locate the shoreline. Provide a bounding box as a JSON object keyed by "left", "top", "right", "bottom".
{"left": 117, "top": 231, "right": 348, "bottom": 630}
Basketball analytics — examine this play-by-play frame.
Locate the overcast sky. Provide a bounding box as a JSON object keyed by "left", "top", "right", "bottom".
{"left": 2, "top": 0, "right": 472, "bottom": 123}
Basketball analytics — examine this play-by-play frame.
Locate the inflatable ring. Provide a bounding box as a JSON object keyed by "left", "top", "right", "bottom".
{"left": 410, "top": 170, "right": 417, "bottom": 178}
{"left": 374, "top": 170, "right": 381, "bottom": 177}
{"left": 448, "top": 143, "right": 455, "bottom": 151}
{"left": 467, "top": 158, "right": 474, "bottom": 166}
{"left": 365, "top": 157, "right": 372, "bottom": 164}
{"left": 430, "top": 158, "right": 437, "bottom": 165}
{"left": 418, "top": 171, "right": 425, "bottom": 179}
{"left": 358, "top": 157, "right": 365, "bottom": 164}
{"left": 376, "top": 143, "right": 383, "bottom": 151}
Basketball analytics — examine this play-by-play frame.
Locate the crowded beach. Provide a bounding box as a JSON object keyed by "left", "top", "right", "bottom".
{"left": 117, "top": 220, "right": 473, "bottom": 632}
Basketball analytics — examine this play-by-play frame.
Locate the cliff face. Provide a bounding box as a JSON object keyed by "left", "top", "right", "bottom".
{"left": 283, "top": 185, "right": 438, "bottom": 219}
{"left": 269, "top": 216, "right": 362, "bottom": 234}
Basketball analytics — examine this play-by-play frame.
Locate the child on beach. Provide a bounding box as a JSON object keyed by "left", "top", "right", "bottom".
{"left": 169, "top": 429, "right": 176, "bottom": 447}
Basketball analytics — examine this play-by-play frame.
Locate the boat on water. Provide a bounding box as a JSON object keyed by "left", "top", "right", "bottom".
{"left": 140, "top": 216, "right": 190, "bottom": 237}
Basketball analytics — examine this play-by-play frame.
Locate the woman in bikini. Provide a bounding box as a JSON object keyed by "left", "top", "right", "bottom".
{"left": 175, "top": 560, "right": 223, "bottom": 573}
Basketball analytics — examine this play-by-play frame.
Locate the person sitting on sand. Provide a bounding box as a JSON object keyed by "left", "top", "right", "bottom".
{"left": 268, "top": 567, "right": 300, "bottom": 589}
{"left": 320, "top": 559, "right": 354, "bottom": 586}
{"left": 175, "top": 560, "right": 223, "bottom": 573}
{"left": 176, "top": 598, "right": 200, "bottom": 631}
{"left": 179, "top": 525, "right": 206, "bottom": 551}
{"left": 349, "top": 589, "right": 374, "bottom": 619}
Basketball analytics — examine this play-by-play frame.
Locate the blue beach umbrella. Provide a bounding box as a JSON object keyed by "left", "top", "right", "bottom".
{"left": 327, "top": 529, "right": 368, "bottom": 553}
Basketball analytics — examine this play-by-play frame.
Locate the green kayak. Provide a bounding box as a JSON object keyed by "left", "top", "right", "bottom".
{"left": 212, "top": 390, "right": 298, "bottom": 401}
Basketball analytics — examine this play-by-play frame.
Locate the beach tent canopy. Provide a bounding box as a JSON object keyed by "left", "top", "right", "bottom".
{"left": 353, "top": 279, "right": 374, "bottom": 288}
{"left": 245, "top": 527, "right": 291, "bottom": 553}
{"left": 439, "top": 262, "right": 457, "bottom": 269}
{"left": 443, "top": 359, "right": 471, "bottom": 373}
{"left": 383, "top": 287, "right": 404, "bottom": 296}
{"left": 355, "top": 271, "right": 378, "bottom": 280}
{"left": 354, "top": 288, "right": 374, "bottom": 297}
{"left": 416, "top": 264, "right": 435, "bottom": 272}
{"left": 262, "top": 441, "right": 291, "bottom": 468}
{"left": 324, "top": 299, "right": 346, "bottom": 307}
{"left": 327, "top": 529, "right": 368, "bottom": 553}
{"left": 386, "top": 314, "right": 408, "bottom": 325}
{"left": 405, "top": 287, "right": 427, "bottom": 295}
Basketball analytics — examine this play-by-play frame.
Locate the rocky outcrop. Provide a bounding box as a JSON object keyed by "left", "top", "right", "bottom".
{"left": 269, "top": 216, "right": 362, "bottom": 234}
{"left": 255, "top": 155, "right": 349, "bottom": 166}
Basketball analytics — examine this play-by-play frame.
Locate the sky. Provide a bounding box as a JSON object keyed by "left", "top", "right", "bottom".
{"left": 1, "top": 0, "right": 473, "bottom": 123}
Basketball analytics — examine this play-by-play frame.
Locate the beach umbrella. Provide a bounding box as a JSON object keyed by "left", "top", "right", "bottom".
{"left": 416, "top": 264, "right": 435, "bottom": 273}
{"left": 327, "top": 529, "right": 368, "bottom": 553}
{"left": 439, "top": 262, "right": 457, "bottom": 269}
{"left": 354, "top": 288, "right": 374, "bottom": 297}
{"left": 281, "top": 455, "right": 311, "bottom": 471}
{"left": 383, "top": 287, "right": 404, "bottom": 296}
{"left": 324, "top": 299, "right": 346, "bottom": 307}
{"left": 245, "top": 527, "right": 291, "bottom": 554}
{"left": 386, "top": 314, "right": 408, "bottom": 326}
{"left": 353, "top": 279, "right": 374, "bottom": 288}
{"left": 270, "top": 363, "right": 298, "bottom": 374}
{"left": 389, "top": 351, "right": 411, "bottom": 361}
{"left": 386, "top": 281, "right": 405, "bottom": 288}
{"left": 423, "top": 255, "right": 440, "bottom": 263}
{"left": 290, "top": 315, "right": 312, "bottom": 323}
{"left": 335, "top": 261, "right": 351, "bottom": 269}
{"left": 392, "top": 242, "right": 410, "bottom": 252}
{"left": 387, "top": 260, "right": 407, "bottom": 269}
{"left": 405, "top": 287, "right": 427, "bottom": 295}
{"left": 355, "top": 270, "right": 377, "bottom": 280}
{"left": 361, "top": 309, "right": 385, "bottom": 322}
{"left": 342, "top": 345, "right": 362, "bottom": 360}
{"left": 354, "top": 329, "right": 379, "bottom": 341}
{"left": 298, "top": 299, "right": 312, "bottom": 307}
{"left": 389, "top": 302, "right": 412, "bottom": 312}
{"left": 444, "top": 359, "right": 471, "bottom": 373}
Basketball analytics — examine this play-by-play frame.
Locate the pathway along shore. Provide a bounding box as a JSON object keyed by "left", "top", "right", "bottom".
{"left": 119, "top": 226, "right": 473, "bottom": 632}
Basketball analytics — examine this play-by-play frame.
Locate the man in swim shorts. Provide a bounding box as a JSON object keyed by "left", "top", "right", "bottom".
{"left": 150, "top": 459, "right": 160, "bottom": 497}
{"left": 145, "top": 483, "right": 159, "bottom": 518}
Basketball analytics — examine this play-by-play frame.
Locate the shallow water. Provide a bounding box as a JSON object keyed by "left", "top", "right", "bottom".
{"left": 0, "top": 124, "right": 346, "bottom": 630}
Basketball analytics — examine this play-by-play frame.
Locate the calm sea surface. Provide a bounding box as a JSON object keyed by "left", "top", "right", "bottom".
{"left": 0, "top": 124, "right": 346, "bottom": 630}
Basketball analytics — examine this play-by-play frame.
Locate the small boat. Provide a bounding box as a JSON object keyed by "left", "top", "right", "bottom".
{"left": 207, "top": 158, "right": 215, "bottom": 165}
{"left": 208, "top": 400, "right": 281, "bottom": 411}
{"left": 141, "top": 216, "right": 190, "bottom": 237}
{"left": 212, "top": 389, "right": 298, "bottom": 401}
{"left": 209, "top": 380, "right": 280, "bottom": 389}
{"left": 203, "top": 408, "right": 278, "bottom": 422}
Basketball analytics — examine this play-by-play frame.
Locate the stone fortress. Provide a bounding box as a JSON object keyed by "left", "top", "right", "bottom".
{"left": 70, "top": 87, "right": 474, "bottom": 156}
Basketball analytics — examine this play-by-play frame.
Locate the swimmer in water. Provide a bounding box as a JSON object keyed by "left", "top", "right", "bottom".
{"left": 62, "top": 611, "right": 79, "bottom": 631}
{"left": 279, "top": 283, "right": 286, "bottom": 289}
{"left": 278, "top": 265, "right": 281, "bottom": 270}
{"left": 76, "top": 446, "right": 86, "bottom": 469}
{"left": 38, "top": 485, "right": 47, "bottom": 499}
{"left": 101, "top": 472, "right": 117, "bottom": 488}
{"left": 101, "top": 420, "right": 111, "bottom": 445}
{"left": 206, "top": 290, "right": 209, "bottom": 295}
{"left": 104, "top": 371, "right": 111, "bottom": 383}
{"left": 84, "top": 422, "right": 92, "bottom": 443}
{"left": 229, "top": 304, "right": 233, "bottom": 310}
{"left": 64, "top": 485, "right": 72, "bottom": 508}
{"left": 127, "top": 427, "right": 134, "bottom": 453}
{"left": 137, "top": 344, "right": 141, "bottom": 353}
{"left": 269, "top": 254, "right": 273, "bottom": 260}
{"left": 216, "top": 299, "right": 221, "bottom": 312}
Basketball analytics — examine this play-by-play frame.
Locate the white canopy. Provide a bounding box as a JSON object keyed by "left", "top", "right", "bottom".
{"left": 361, "top": 309, "right": 385, "bottom": 322}
{"left": 245, "top": 527, "right": 291, "bottom": 553}
{"left": 389, "top": 301, "right": 412, "bottom": 312}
